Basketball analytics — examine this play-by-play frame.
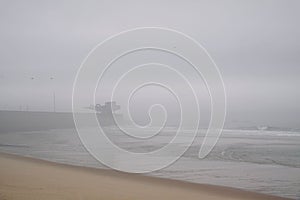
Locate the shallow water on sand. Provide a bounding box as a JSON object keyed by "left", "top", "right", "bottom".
{"left": 0, "top": 128, "right": 299, "bottom": 199}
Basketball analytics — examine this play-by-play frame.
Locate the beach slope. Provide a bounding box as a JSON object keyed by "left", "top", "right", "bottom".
{"left": 0, "top": 153, "right": 289, "bottom": 200}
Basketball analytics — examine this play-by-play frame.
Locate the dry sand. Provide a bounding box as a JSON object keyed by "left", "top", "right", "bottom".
{"left": 0, "top": 152, "right": 290, "bottom": 200}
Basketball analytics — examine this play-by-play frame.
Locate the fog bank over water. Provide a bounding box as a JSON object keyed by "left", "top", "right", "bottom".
{"left": 0, "top": 0, "right": 299, "bottom": 128}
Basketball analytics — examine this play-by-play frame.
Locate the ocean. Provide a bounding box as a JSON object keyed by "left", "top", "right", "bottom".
{"left": 0, "top": 128, "right": 299, "bottom": 199}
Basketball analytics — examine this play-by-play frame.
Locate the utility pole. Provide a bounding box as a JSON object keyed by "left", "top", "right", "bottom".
{"left": 50, "top": 77, "right": 56, "bottom": 112}
{"left": 30, "top": 77, "right": 34, "bottom": 111}
{"left": 53, "top": 91, "right": 56, "bottom": 112}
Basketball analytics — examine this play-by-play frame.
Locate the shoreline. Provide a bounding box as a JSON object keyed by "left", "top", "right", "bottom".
{"left": 0, "top": 152, "right": 290, "bottom": 200}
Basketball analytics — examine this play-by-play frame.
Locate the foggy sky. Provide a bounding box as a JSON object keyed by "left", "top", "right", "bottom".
{"left": 0, "top": 0, "right": 299, "bottom": 128}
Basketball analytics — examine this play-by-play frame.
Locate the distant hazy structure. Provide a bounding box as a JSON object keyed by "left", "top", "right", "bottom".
{"left": 88, "top": 101, "right": 123, "bottom": 126}
{"left": 94, "top": 101, "right": 120, "bottom": 114}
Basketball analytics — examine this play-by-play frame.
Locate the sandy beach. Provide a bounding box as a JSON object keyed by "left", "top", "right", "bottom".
{"left": 0, "top": 152, "right": 289, "bottom": 200}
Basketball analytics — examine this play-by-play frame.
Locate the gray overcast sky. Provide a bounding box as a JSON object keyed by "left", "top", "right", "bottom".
{"left": 0, "top": 0, "right": 299, "bottom": 128}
